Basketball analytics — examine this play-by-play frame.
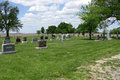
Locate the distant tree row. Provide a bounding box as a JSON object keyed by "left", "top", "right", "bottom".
{"left": 110, "top": 27, "right": 120, "bottom": 34}
{"left": 37, "top": 22, "right": 99, "bottom": 35}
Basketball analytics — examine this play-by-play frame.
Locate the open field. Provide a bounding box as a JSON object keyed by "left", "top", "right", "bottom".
{"left": 0, "top": 36, "right": 120, "bottom": 80}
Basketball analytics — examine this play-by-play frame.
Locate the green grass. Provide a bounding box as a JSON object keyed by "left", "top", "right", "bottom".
{"left": 0, "top": 36, "right": 120, "bottom": 80}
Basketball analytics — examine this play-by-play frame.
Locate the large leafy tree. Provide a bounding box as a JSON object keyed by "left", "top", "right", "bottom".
{"left": 77, "top": 3, "right": 101, "bottom": 39}
{"left": 41, "top": 27, "right": 45, "bottom": 33}
{"left": 91, "top": 0, "right": 120, "bottom": 25}
{"left": 57, "top": 22, "right": 74, "bottom": 33}
{"left": 47, "top": 25, "right": 56, "bottom": 34}
{"left": 0, "top": 0, "right": 23, "bottom": 37}
{"left": 57, "top": 22, "right": 68, "bottom": 33}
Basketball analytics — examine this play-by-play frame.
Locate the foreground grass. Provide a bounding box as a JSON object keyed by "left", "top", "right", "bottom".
{"left": 0, "top": 36, "right": 120, "bottom": 80}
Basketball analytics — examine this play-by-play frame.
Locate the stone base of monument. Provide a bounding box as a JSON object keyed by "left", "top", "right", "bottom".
{"left": 36, "top": 47, "right": 47, "bottom": 49}
{"left": 0, "top": 51, "right": 17, "bottom": 55}
{"left": 50, "top": 39, "right": 54, "bottom": 41}
{"left": 22, "top": 41, "right": 27, "bottom": 43}
{"left": 108, "top": 38, "right": 112, "bottom": 40}
{"left": 95, "top": 40, "right": 100, "bottom": 42}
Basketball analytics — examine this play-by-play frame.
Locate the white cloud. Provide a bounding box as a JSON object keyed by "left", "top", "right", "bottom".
{"left": 28, "top": 6, "right": 49, "bottom": 13}
{"left": 65, "top": 0, "right": 91, "bottom": 9}
{"left": 49, "top": 4, "right": 59, "bottom": 11}
{"left": 8, "top": 0, "right": 94, "bottom": 33}
{"left": 56, "top": 7, "right": 79, "bottom": 15}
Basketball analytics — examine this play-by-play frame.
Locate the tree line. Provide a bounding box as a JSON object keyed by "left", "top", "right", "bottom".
{"left": 0, "top": 0, "right": 120, "bottom": 40}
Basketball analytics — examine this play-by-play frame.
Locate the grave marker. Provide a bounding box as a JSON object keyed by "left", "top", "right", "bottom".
{"left": 40, "top": 36, "right": 44, "bottom": 40}
{"left": 22, "top": 37, "right": 27, "bottom": 43}
{"left": 107, "top": 31, "right": 112, "bottom": 40}
{"left": 31, "top": 38, "right": 37, "bottom": 43}
{"left": 45, "top": 36, "right": 48, "bottom": 41}
{"left": 0, "top": 44, "right": 17, "bottom": 54}
{"left": 95, "top": 35, "right": 100, "bottom": 42}
{"left": 3, "top": 39, "right": 10, "bottom": 44}
{"left": 36, "top": 40, "right": 47, "bottom": 49}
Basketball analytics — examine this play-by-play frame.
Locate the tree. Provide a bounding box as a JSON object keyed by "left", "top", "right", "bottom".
{"left": 91, "top": 0, "right": 120, "bottom": 25}
{"left": 110, "top": 27, "right": 120, "bottom": 34}
{"left": 57, "top": 22, "right": 68, "bottom": 33}
{"left": 0, "top": 0, "right": 23, "bottom": 37}
{"left": 41, "top": 27, "right": 45, "bottom": 34}
{"left": 77, "top": 3, "right": 101, "bottom": 39}
{"left": 57, "top": 22, "right": 74, "bottom": 33}
{"left": 36, "top": 30, "right": 41, "bottom": 36}
{"left": 47, "top": 25, "right": 56, "bottom": 34}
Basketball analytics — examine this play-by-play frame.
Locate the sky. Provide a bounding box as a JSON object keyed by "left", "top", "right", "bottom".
{"left": 0, "top": 0, "right": 120, "bottom": 33}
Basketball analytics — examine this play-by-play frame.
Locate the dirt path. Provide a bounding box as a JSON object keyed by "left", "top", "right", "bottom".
{"left": 87, "top": 54, "right": 120, "bottom": 80}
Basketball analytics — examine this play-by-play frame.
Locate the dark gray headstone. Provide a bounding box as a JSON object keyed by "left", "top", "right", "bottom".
{"left": 31, "top": 38, "right": 37, "bottom": 43}
{"left": 45, "top": 37, "right": 48, "bottom": 39}
{"left": 40, "top": 36, "right": 43, "bottom": 40}
{"left": 0, "top": 44, "right": 17, "bottom": 54}
{"left": 3, "top": 44, "right": 15, "bottom": 52}
{"left": 5, "top": 37, "right": 10, "bottom": 40}
{"left": 3, "top": 40, "right": 10, "bottom": 44}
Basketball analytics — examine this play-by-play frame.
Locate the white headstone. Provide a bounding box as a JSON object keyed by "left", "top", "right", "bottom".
{"left": 61, "top": 34, "right": 65, "bottom": 42}
{"left": 107, "top": 30, "right": 112, "bottom": 40}
{"left": 13, "top": 34, "right": 15, "bottom": 38}
{"left": 56, "top": 36, "right": 59, "bottom": 40}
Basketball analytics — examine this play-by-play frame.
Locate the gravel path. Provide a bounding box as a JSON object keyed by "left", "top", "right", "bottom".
{"left": 89, "top": 54, "right": 120, "bottom": 80}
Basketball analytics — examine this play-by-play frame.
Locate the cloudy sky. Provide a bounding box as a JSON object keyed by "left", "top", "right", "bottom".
{"left": 0, "top": 0, "right": 119, "bottom": 33}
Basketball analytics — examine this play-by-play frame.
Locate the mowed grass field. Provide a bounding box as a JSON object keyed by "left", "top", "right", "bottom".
{"left": 0, "top": 36, "right": 120, "bottom": 80}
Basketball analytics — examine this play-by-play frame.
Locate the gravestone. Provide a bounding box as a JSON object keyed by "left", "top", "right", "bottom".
{"left": 50, "top": 34, "right": 55, "bottom": 41}
{"left": 22, "top": 37, "right": 27, "bottom": 43}
{"left": 13, "top": 34, "right": 15, "bottom": 38}
{"left": 40, "top": 36, "right": 44, "bottom": 40}
{"left": 16, "top": 37, "right": 21, "bottom": 43}
{"left": 36, "top": 40, "right": 47, "bottom": 49}
{"left": 5, "top": 37, "right": 10, "bottom": 40}
{"left": 0, "top": 44, "right": 17, "bottom": 54}
{"left": 101, "top": 34, "right": 102, "bottom": 38}
{"left": 116, "top": 32, "right": 119, "bottom": 39}
{"left": 66, "top": 33, "right": 71, "bottom": 40}
{"left": 45, "top": 36, "right": 48, "bottom": 41}
{"left": 107, "top": 31, "right": 112, "bottom": 40}
{"left": 3, "top": 39, "right": 11, "bottom": 44}
{"left": 56, "top": 36, "right": 59, "bottom": 40}
{"left": 31, "top": 38, "right": 37, "bottom": 43}
{"left": 95, "top": 35, "right": 100, "bottom": 42}
{"left": 61, "top": 34, "right": 65, "bottom": 42}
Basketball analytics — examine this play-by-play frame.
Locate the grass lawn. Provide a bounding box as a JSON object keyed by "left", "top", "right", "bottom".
{"left": 0, "top": 36, "right": 120, "bottom": 80}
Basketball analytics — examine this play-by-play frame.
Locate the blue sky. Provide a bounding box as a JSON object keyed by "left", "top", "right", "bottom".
{"left": 0, "top": 0, "right": 119, "bottom": 33}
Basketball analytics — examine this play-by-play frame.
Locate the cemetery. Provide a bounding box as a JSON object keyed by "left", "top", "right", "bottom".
{"left": 0, "top": 34, "right": 120, "bottom": 80}
{"left": 0, "top": 0, "right": 120, "bottom": 79}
